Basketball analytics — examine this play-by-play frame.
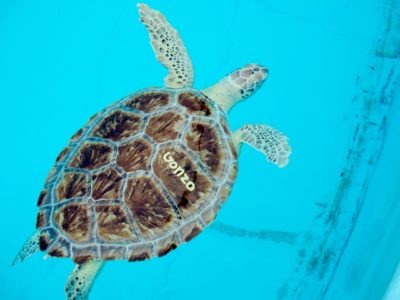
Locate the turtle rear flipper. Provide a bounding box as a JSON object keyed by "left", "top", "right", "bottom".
{"left": 138, "top": 3, "right": 194, "bottom": 88}
{"left": 65, "top": 260, "right": 104, "bottom": 300}
{"left": 12, "top": 230, "right": 40, "bottom": 265}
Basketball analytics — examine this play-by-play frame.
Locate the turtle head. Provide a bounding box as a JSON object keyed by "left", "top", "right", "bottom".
{"left": 229, "top": 64, "right": 268, "bottom": 98}
{"left": 202, "top": 63, "right": 268, "bottom": 112}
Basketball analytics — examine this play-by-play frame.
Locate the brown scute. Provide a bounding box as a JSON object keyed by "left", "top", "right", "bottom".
{"left": 228, "top": 140, "right": 238, "bottom": 159}
{"left": 145, "top": 112, "right": 185, "bottom": 143}
{"left": 92, "top": 110, "right": 141, "bottom": 141}
{"left": 184, "top": 225, "right": 202, "bottom": 242}
{"left": 202, "top": 206, "right": 217, "bottom": 226}
{"left": 129, "top": 252, "right": 149, "bottom": 261}
{"left": 45, "top": 167, "right": 57, "bottom": 184}
{"left": 37, "top": 189, "right": 49, "bottom": 206}
{"left": 185, "top": 123, "right": 224, "bottom": 176}
{"left": 153, "top": 147, "right": 213, "bottom": 218}
{"left": 39, "top": 228, "right": 58, "bottom": 251}
{"left": 48, "top": 238, "right": 70, "bottom": 258}
{"left": 36, "top": 209, "right": 49, "bottom": 229}
{"left": 220, "top": 116, "right": 231, "bottom": 136}
{"left": 178, "top": 92, "right": 213, "bottom": 116}
{"left": 48, "top": 248, "right": 68, "bottom": 258}
{"left": 128, "top": 244, "right": 153, "bottom": 262}
{"left": 216, "top": 184, "right": 233, "bottom": 208}
{"left": 69, "top": 142, "right": 113, "bottom": 170}
{"left": 56, "top": 147, "right": 69, "bottom": 163}
{"left": 117, "top": 139, "right": 152, "bottom": 172}
{"left": 228, "top": 163, "right": 238, "bottom": 182}
{"left": 54, "top": 203, "right": 91, "bottom": 242}
{"left": 74, "top": 255, "right": 93, "bottom": 264}
{"left": 158, "top": 243, "right": 177, "bottom": 257}
{"left": 92, "top": 168, "right": 122, "bottom": 200}
{"left": 56, "top": 172, "right": 88, "bottom": 201}
{"left": 100, "top": 246, "right": 126, "bottom": 260}
{"left": 39, "top": 236, "right": 49, "bottom": 251}
{"left": 156, "top": 233, "right": 180, "bottom": 257}
{"left": 179, "top": 220, "right": 204, "bottom": 242}
{"left": 70, "top": 128, "right": 84, "bottom": 142}
{"left": 73, "top": 246, "right": 98, "bottom": 264}
{"left": 125, "top": 92, "right": 170, "bottom": 113}
{"left": 220, "top": 118, "right": 238, "bottom": 158}
{"left": 124, "top": 177, "right": 177, "bottom": 238}
{"left": 96, "top": 205, "right": 136, "bottom": 241}
{"left": 88, "top": 112, "right": 99, "bottom": 123}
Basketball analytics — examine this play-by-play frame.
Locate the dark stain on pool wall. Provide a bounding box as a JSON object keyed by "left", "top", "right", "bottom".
{"left": 210, "top": 222, "right": 299, "bottom": 245}
{"left": 280, "top": 1, "right": 400, "bottom": 298}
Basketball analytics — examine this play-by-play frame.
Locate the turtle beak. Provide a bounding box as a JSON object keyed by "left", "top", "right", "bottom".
{"left": 254, "top": 65, "right": 269, "bottom": 82}
{"left": 256, "top": 65, "right": 269, "bottom": 78}
{"left": 246, "top": 64, "right": 269, "bottom": 81}
{"left": 260, "top": 67, "right": 268, "bottom": 82}
{"left": 261, "top": 66, "right": 269, "bottom": 75}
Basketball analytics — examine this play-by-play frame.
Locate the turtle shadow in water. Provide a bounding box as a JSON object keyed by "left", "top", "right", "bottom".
{"left": 210, "top": 222, "right": 299, "bottom": 245}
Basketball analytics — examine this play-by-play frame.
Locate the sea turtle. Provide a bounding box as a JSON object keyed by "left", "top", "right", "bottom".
{"left": 13, "top": 3, "right": 292, "bottom": 300}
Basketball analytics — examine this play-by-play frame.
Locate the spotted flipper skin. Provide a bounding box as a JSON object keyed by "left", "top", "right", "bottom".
{"left": 234, "top": 124, "right": 292, "bottom": 168}
{"left": 138, "top": 3, "right": 194, "bottom": 88}
{"left": 65, "top": 260, "right": 104, "bottom": 300}
{"left": 12, "top": 231, "right": 40, "bottom": 266}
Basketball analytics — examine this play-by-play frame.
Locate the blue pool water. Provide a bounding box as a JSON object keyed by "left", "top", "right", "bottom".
{"left": 1, "top": 0, "right": 400, "bottom": 299}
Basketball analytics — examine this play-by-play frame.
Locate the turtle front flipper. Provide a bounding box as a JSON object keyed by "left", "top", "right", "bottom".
{"left": 138, "top": 3, "right": 194, "bottom": 88}
{"left": 12, "top": 230, "right": 40, "bottom": 265}
{"left": 65, "top": 260, "right": 104, "bottom": 300}
{"left": 233, "top": 124, "right": 292, "bottom": 168}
